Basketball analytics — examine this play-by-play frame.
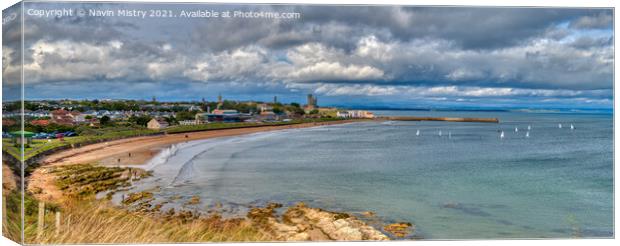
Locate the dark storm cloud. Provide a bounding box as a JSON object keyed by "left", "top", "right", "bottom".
{"left": 22, "top": 11, "right": 137, "bottom": 45}
{"left": 569, "top": 36, "right": 613, "bottom": 49}
{"left": 2, "top": 2, "right": 613, "bottom": 108}
{"left": 186, "top": 6, "right": 613, "bottom": 51}
{"left": 569, "top": 12, "right": 613, "bottom": 29}
{"left": 295, "top": 6, "right": 577, "bottom": 50}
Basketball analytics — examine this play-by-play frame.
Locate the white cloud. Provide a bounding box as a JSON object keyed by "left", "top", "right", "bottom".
{"left": 288, "top": 62, "right": 384, "bottom": 81}
{"left": 355, "top": 36, "right": 395, "bottom": 62}
{"left": 23, "top": 40, "right": 144, "bottom": 82}
{"left": 307, "top": 83, "right": 607, "bottom": 100}
{"left": 13, "top": 30, "right": 611, "bottom": 102}
{"left": 314, "top": 84, "right": 399, "bottom": 96}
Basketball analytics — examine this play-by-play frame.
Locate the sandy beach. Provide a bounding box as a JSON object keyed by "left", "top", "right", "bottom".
{"left": 24, "top": 118, "right": 409, "bottom": 241}
{"left": 41, "top": 120, "right": 360, "bottom": 167}
{"left": 29, "top": 120, "right": 360, "bottom": 203}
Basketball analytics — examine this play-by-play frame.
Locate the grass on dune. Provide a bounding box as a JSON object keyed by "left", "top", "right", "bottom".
{"left": 3, "top": 163, "right": 271, "bottom": 244}
{"left": 35, "top": 164, "right": 271, "bottom": 244}
{"left": 4, "top": 191, "right": 270, "bottom": 244}
{"left": 33, "top": 200, "right": 270, "bottom": 244}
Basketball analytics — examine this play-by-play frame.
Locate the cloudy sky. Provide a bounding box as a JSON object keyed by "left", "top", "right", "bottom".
{"left": 2, "top": 2, "right": 614, "bottom": 109}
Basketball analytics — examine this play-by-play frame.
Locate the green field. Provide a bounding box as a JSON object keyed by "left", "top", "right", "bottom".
{"left": 2, "top": 128, "right": 159, "bottom": 162}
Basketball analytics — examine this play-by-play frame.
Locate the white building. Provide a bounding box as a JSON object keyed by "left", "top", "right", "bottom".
{"left": 179, "top": 120, "right": 204, "bottom": 126}
{"left": 337, "top": 110, "right": 375, "bottom": 119}
{"left": 258, "top": 103, "right": 273, "bottom": 112}
{"left": 147, "top": 118, "right": 169, "bottom": 129}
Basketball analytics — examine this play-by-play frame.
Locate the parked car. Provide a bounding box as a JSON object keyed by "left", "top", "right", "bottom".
{"left": 33, "top": 132, "right": 54, "bottom": 139}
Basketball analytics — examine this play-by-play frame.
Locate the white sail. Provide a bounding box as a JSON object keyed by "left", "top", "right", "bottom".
{"left": 439, "top": 130, "right": 442, "bottom": 137}
{"left": 416, "top": 130, "right": 420, "bottom": 136}
{"left": 526, "top": 131, "right": 530, "bottom": 138}
{"left": 558, "top": 123, "right": 562, "bottom": 129}
{"left": 570, "top": 124, "right": 575, "bottom": 130}
{"left": 527, "top": 125, "right": 531, "bottom": 130}
{"left": 500, "top": 131, "right": 505, "bottom": 139}
{"left": 515, "top": 127, "right": 519, "bottom": 132}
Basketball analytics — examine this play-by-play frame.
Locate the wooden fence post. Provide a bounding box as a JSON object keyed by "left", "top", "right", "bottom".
{"left": 66, "top": 214, "right": 71, "bottom": 230}
{"left": 55, "top": 211, "right": 61, "bottom": 236}
{"left": 37, "top": 202, "right": 45, "bottom": 238}
{"left": 2, "top": 196, "right": 6, "bottom": 227}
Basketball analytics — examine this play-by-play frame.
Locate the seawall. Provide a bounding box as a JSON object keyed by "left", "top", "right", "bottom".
{"left": 380, "top": 116, "right": 499, "bottom": 123}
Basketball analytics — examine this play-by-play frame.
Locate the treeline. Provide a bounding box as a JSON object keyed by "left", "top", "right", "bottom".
{"left": 6, "top": 99, "right": 308, "bottom": 114}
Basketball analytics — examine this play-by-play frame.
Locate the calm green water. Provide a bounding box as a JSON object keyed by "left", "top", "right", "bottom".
{"left": 118, "top": 111, "right": 613, "bottom": 239}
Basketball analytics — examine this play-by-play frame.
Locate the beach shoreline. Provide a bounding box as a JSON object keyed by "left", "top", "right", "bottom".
{"left": 28, "top": 119, "right": 366, "bottom": 203}
{"left": 41, "top": 119, "right": 365, "bottom": 167}
{"left": 22, "top": 118, "right": 410, "bottom": 242}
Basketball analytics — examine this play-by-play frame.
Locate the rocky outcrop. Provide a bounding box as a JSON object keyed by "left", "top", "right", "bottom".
{"left": 248, "top": 202, "right": 389, "bottom": 241}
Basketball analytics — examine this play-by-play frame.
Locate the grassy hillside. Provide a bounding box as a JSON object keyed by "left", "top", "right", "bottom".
{"left": 3, "top": 163, "right": 272, "bottom": 244}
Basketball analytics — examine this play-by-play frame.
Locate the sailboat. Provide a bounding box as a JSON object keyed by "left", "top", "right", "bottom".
{"left": 525, "top": 131, "right": 530, "bottom": 138}
{"left": 515, "top": 127, "right": 519, "bottom": 132}
{"left": 527, "top": 125, "right": 531, "bottom": 131}
{"left": 570, "top": 124, "right": 575, "bottom": 130}
{"left": 438, "top": 130, "right": 442, "bottom": 137}
{"left": 416, "top": 130, "right": 420, "bottom": 136}
{"left": 558, "top": 123, "right": 563, "bottom": 129}
{"left": 500, "top": 131, "right": 505, "bottom": 139}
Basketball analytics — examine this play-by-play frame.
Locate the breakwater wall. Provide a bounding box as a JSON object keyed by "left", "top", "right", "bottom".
{"left": 380, "top": 116, "right": 499, "bottom": 123}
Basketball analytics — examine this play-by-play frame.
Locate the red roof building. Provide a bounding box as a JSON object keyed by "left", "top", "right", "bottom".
{"left": 51, "top": 109, "right": 75, "bottom": 126}
{"left": 30, "top": 119, "right": 50, "bottom": 126}
{"left": 2, "top": 119, "right": 16, "bottom": 127}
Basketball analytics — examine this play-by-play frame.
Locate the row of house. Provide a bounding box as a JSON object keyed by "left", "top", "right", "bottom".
{"left": 5, "top": 109, "right": 177, "bottom": 126}
{"left": 51, "top": 109, "right": 86, "bottom": 125}
{"left": 6, "top": 109, "right": 176, "bottom": 120}
{"left": 81, "top": 110, "right": 175, "bottom": 119}
{"left": 3, "top": 109, "right": 52, "bottom": 118}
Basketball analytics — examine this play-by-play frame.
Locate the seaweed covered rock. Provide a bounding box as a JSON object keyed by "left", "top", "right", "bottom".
{"left": 247, "top": 202, "right": 282, "bottom": 224}
{"left": 122, "top": 191, "right": 154, "bottom": 205}
{"left": 47, "top": 164, "right": 151, "bottom": 198}
{"left": 383, "top": 222, "right": 414, "bottom": 238}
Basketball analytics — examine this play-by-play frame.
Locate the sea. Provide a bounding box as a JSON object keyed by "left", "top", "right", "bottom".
{"left": 110, "top": 110, "right": 614, "bottom": 239}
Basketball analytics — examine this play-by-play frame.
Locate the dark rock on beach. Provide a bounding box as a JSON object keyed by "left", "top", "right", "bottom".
{"left": 248, "top": 202, "right": 389, "bottom": 241}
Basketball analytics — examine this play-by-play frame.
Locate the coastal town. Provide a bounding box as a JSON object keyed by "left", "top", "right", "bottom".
{"left": 2, "top": 94, "right": 375, "bottom": 140}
